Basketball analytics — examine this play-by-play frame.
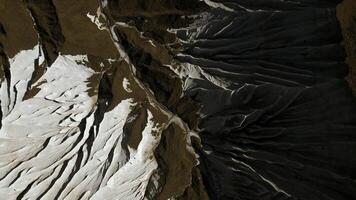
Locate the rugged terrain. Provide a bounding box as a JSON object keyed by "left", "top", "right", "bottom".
{"left": 0, "top": 0, "right": 356, "bottom": 200}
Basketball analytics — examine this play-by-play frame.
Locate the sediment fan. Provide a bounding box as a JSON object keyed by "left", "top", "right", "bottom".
{"left": 0, "top": 0, "right": 355, "bottom": 199}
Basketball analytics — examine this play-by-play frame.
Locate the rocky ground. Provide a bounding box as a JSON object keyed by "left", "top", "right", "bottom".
{"left": 0, "top": 0, "right": 356, "bottom": 200}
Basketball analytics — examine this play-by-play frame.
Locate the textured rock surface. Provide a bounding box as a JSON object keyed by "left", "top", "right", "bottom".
{"left": 0, "top": 0, "right": 355, "bottom": 200}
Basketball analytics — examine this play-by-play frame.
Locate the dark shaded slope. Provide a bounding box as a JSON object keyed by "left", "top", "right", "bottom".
{"left": 210, "top": 0, "right": 343, "bottom": 11}
{"left": 23, "top": 0, "right": 64, "bottom": 65}
{"left": 175, "top": 1, "right": 356, "bottom": 200}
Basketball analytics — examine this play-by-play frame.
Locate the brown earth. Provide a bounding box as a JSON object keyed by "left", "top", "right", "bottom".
{"left": 0, "top": 0, "right": 38, "bottom": 58}
{"left": 337, "top": 0, "right": 356, "bottom": 95}
{"left": 52, "top": 0, "right": 119, "bottom": 60}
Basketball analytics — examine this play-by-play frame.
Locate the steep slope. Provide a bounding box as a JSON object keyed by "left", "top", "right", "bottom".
{"left": 0, "top": 0, "right": 356, "bottom": 200}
